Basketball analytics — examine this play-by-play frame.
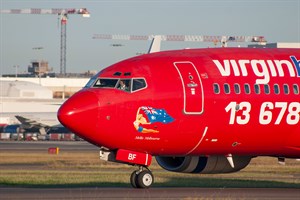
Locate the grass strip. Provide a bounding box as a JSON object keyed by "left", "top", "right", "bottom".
{"left": 0, "top": 152, "right": 299, "bottom": 188}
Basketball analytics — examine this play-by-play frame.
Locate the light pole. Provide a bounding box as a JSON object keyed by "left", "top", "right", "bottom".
{"left": 13, "top": 65, "right": 19, "bottom": 78}
{"left": 33, "top": 47, "right": 44, "bottom": 85}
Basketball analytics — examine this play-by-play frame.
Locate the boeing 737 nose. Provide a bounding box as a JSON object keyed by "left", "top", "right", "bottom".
{"left": 57, "top": 90, "right": 99, "bottom": 141}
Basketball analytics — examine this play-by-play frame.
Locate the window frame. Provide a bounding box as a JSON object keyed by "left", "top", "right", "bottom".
{"left": 117, "top": 79, "right": 131, "bottom": 92}
{"left": 92, "top": 78, "right": 119, "bottom": 88}
{"left": 244, "top": 84, "right": 251, "bottom": 94}
{"left": 234, "top": 83, "right": 241, "bottom": 94}
{"left": 274, "top": 84, "right": 280, "bottom": 95}
{"left": 131, "top": 78, "right": 148, "bottom": 93}
{"left": 91, "top": 77, "right": 147, "bottom": 93}
{"left": 264, "top": 84, "right": 270, "bottom": 95}
{"left": 224, "top": 84, "right": 230, "bottom": 94}
{"left": 84, "top": 75, "right": 98, "bottom": 88}
{"left": 213, "top": 83, "right": 220, "bottom": 94}
{"left": 283, "top": 84, "right": 290, "bottom": 95}
{"left": 293, "top": 84, "right": 299, "bottom": 95}
{"left": 254, "top": 84, "right": 260, "bottom": 94}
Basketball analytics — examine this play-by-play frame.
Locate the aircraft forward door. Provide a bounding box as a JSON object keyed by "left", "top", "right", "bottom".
{"left": 174, "top": 62, "right": 204, "bottom": 114}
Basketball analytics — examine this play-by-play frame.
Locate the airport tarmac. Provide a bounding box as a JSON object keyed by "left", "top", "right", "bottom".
{"left": 0, "top": 140, "right": 99, "bottom": 152}
{"left": 1, "top": 141, "right": 299, "bottom": 199}
{"left": 0, "top": 187, "right": 299, "bottom": 200}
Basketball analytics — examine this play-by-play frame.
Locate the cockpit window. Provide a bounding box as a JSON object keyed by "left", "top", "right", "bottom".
{"left": 93, "top": 78, "right": 119, "bottom": 88}
{"left": 117, "top": 79, "right": 131, "bottom": 91}
{"left": 89, "top": 77, "right": 147, "bottom": 92}
{"left": 84, "top": 75, "right": 98, "bottom": 88}
{"left": 132, "top": 79, "right": 147, "bottom": 91}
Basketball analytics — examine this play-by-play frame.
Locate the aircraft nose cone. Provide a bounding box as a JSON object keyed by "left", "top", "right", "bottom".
{"left": 57, "top": 90, "right": 99, "bottom": 140}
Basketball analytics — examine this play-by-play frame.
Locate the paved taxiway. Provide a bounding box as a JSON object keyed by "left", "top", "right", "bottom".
{"left": 1, "top": 141, "right": 299, "bottom": 199}
{"left": 1, "top": 187, "right": 299, "bottom": 200}
{"left": 0, "top": 141, "right": 98, "bottom": 152}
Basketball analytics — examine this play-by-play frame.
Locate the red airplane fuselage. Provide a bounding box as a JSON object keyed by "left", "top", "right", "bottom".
{"left": 58, "top": 48, "right": 300, "bottom": 187}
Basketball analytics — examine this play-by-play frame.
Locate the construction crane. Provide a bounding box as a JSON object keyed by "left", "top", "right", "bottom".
{"left": 1, "top": 8, "right": 90, "bottom": 76}
{"left": 92, "top": 34, "right": 267, "bottom": 51}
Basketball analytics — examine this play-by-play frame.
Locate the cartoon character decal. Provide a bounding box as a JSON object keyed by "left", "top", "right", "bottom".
{"left": 133, "top": 106, "right": 174, "bottom": 133}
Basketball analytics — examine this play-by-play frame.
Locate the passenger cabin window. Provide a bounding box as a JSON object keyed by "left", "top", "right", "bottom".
{"left": 293, "top": 84, "right": 299, "bottom": 94}
{"left": 211, "top": 82, "right": 298, "bottom": 96}
{"left": 283, "top": 84, "right": 289, "bottom": 95}
{"left": 234, "top": 84, "right": 240, "bottom": 94}
{"left": 254, "top": 84, "right": 260, "bottom": 94}
{"left": 274, "top": 84, "right": 280, "bottom": 95}
{"left": 244, "top": 84, "right": 250, "bottom": 94}
{"left": 213, "top": 83, "right": 220, "bottom": 94}
{"left": 264, "top": 84, "right": 270, "bottom": 95}
{"left": 224, "top": 84, "right": 230, "bottom": 94}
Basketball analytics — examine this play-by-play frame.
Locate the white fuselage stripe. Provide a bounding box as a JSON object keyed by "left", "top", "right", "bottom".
{"left": 185, "top": 126, "right": 208, "bottom": 155}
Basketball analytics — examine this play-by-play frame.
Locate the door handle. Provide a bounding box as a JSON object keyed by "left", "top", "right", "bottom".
{"left": 187, "top": 83, "right": 198, "bottom": 87}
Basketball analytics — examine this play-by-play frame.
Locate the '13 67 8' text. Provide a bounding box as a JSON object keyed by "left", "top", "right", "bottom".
{"left": 225, "top": 102, "right": 300, "bottom": 125}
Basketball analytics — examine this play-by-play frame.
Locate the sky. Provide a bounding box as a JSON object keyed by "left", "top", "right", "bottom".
{"left": 0, "top": 0, "right": 299, "bottom": 75}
